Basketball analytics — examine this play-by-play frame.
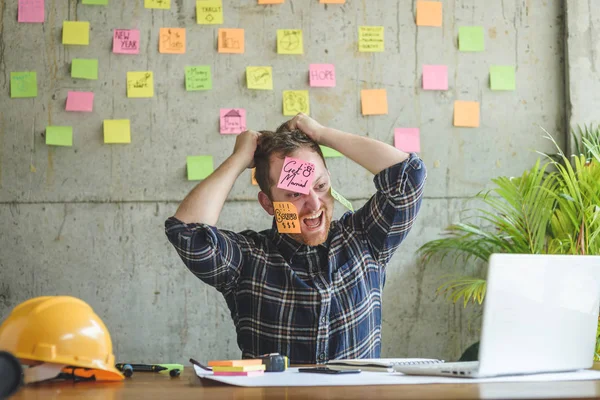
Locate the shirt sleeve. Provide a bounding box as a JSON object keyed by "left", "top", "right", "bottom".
{"left": 164, "top": 216, "right": 250, "bottom": 293}
{"left": 341, "top": 153, "right": 427, "bottom": 266}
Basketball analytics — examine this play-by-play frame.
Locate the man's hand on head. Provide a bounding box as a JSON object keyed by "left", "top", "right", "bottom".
{"left": 233, "top": 130, "right": 261, "bottom": 169}
{"left": 288, "top": 113, "right": 325, "bottom": 144}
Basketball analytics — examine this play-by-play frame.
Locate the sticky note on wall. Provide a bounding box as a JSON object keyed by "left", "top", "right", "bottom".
{"left": 490, "top": 65, "right": 516, "bottom": 91}
{"left": 46, "top": 126, "right": 73, "bottom": 147}
{"left": 331, "top": 188, "right": 353, "bottom": 212}
{"left": 251, "top": 168, "right": 258, "bottom": 185}
{"left": 422, "top": 65, "right": 448, "bottom": 90}
{"left": 277, "top": 30, "right": 303, "bottom": 54}
{"left": 196, "top": 0, "right": 223, "bottom": 24}
{"left": 394, "top": 128, "right": 420, "bottom": 153}
{"left": 320, "top": 145, "right": 343, "bottom": 158}
{"left": 104, "top": 119, "right": 131, "bottom": 143}
{"left": 187, "top": 156, "right": 214, "bottom": 180}
{"left": 277, "top": 156, "right": 315, "bottom": 195}
{"left": 246, "top": 67, "right": 273, "bottom": 90}
{"left": 218, "top": 29, "right": 245, "bottom": 53}
{"left": 160, "top": 28, "right": 186, "bottom": 54}
{"left": 416, "top": 1, "right": 442, "bottom": 27}
{"left": 283, "top": 91, "right": 310, "bottom": 116}
{"left": 18, "top": 0, "right": 44, "bottom": 23}
{"left": 309, "top": 64, "right": 335, "bottom": 87}
{"left": 71, "top": 59, "right": 98, "bottom": 80}
{"left": 361, "top": 89, "right": 388, "bottom": 115}
{"left": 220, "top": 109, "right": 246, "bottom": 134}
{"left": 10, "top": 72, "right": 37, "bottom": 98}
{"left": 359, "top": 26, "right": 384, "bottom": 52}
{"left": 65, "top": 91, "right": 94, "bottom": 112}
{"left": 113, "top": 29, "right": 140, "bottom": 54}
{"left": 82, "top": 0, "right": 108, "bottom": 4}
{"left": 454, "top": 101, "right": 480, "bottom": 128}
{"left": 63, "top": 21, "right": 90, "bottom": 45}
{"left": 145, "top": 0, "right": 170, "bottom": 9}
{"left": 320, "top": 0, "right": 345, "bottom": 3}
{"left": 127, "top": 71, "right": 154, "bottom": 98}
{"left": 459, "top": 26, "right": 484, "bottom": 52}
{"left": 273, "top": 202, "right": 301, "bottom": 233}
{"left": 185, "top": 66, "right": 212, "bottom": 91}
{"left": 259, "top": 0, "right": 284, "bottom": 4}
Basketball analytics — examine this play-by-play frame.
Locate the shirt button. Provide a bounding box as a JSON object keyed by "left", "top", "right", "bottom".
{"left": 320, "top": 316, "right": 326, "bottom": 323}
{"left": 319, "top": 353, "right": 325, "bottom": 361}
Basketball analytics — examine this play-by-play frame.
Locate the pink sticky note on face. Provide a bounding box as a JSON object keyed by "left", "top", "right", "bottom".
{"left": 277, "top": 157, "right": 316, "bottom": 195}
{"left": 394, "top": 128, "right": 420, "bottom": 153}
{"left": 309, "top": 64, "right": 336, "bottom": 87}
{"left": 220, "top": 109, "right": 246, "bottom": 134}
{"left": 422, "top": 65, "right": 448, "bottom": 90}
{"left": 113, "top": 29, "right": 140, "bottom": 54}
{"left": 18, "top": 0, "right": 45, "bottom": 23}
{"left": 66, "top": 91, "right": 94, "bottom": 112}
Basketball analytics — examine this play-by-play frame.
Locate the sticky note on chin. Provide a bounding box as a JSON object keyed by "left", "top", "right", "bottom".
{"left": 277, "top": 156, "right": 316, "bottom": 195}
{"left": 273, "top": 202, "right": 301, "bottom": 234}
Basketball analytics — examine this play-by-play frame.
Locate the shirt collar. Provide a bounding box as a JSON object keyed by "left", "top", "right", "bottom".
{"left": 269, "top": 219, "right": 333, "bottom": 262}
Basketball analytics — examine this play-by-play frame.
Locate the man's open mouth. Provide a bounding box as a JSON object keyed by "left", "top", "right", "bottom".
{"left": 302, "top": 210, "right": 324, "bottom": 231}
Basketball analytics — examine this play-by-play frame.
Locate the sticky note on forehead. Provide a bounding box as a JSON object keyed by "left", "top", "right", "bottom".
{"left": 277, "top": 157, "right": 316, "bottom": 195}
{"left": 273, "top": 202, "right": 301, "bottom": 234}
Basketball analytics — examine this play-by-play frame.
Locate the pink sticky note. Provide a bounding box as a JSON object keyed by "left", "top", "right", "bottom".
{"left": 277, "top": 156, "right": 316, "bottom": 195}
{"left": 394, "top": 128, "right": 420, "bottom": 153}
{"left": 422, "top": 65, "right": 448, "bottom": 90}
{"left": 113, "top": 29, "right": 140, "bottom": 54}
{"left": 220, "top": 108, "right": 246, "bottom": 134}
{"left": 18, "top": 0, "right": 45, "bottom": 23}
{"left": 309, "top": 64, "right": 336, "bottom": 87}
{"left": 65, "top": 91, "right": 94, "bottom": 112}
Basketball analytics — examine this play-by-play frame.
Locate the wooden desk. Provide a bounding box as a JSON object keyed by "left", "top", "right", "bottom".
{"left": 11, "top": 369, "right": 600, "bottom": 400}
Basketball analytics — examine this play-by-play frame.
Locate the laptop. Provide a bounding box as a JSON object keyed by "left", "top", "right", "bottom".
{"left": 394, "top": 254, "right": 600, "bottom": 378}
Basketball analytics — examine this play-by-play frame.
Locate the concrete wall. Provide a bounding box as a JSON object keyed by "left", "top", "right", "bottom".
{"left": 1, "top": 0, "right": 567, "bottom": 363}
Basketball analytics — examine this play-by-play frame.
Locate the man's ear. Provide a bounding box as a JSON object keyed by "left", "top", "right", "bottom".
{"left": 258, "top": 191, "right": 275, "bottom": 216}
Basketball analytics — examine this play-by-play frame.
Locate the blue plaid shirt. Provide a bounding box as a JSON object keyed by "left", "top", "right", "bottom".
{"left": 165, "top": 154, "right": 426, "bottom": 364}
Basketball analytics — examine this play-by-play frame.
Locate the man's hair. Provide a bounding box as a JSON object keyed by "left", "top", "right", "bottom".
{"left": 254, "top": 123, "right": 326, "bottom": 198}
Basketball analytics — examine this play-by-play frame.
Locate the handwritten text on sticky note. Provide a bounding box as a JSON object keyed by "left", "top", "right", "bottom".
{"left": 218, "top": 28, "right": 244, "bottom": 53}
{"left": 160, "top": 28, "right": 185, "bottom": 53}
{"left": 277, "top": 30, "right": 303, "bottom": 54}
{"left": 273, "top": 202, "right": 301, "bottom": 233}
{"left": 359, "top": 26, "right": 384, "bottom": 52}
{"left": 127, "top": 71, "right": 154, "bottom": 98}
{"left": 423, "top": 65, "right": 448, "bottom": 90}
{"left": 361, "top": 89, "right": 388, "bottom": 115}
{"left": 113, "top": 29, "right": 140, "bottom": 54}
{"left": 196, "top": 0, "right": 223, "bottom": 24}
{"left": 331, "top": 188, "right": 353, "bottom": 212}
{"left": 246, "top": 66, "right": 273, "bottom": 90}
{"left": 145, "top": 0, "right": 170, "bottom": 9}
{"left": 10, "top": 72, "right": 37, "bottom": 98}
{"left": 394, "top": 128, "right": 420, "bottom": 153}
{"left": 277, "top": 157, "right": 315, "bottom": 195}
{"left": 104, "top": 119, "right": 131, "bottom": 144}
{"left": 220, "top": 109, "right": 246, "bottom": 134}
{"left": 283, "top": 90, "right": 309, "bottom": 116}
{"left": 66, "top": 91, "right": 94, "bottom": 112}
{"left": 185, "top": 66, "right": 212, "bottom": 91}
{"left": 309, "top": 64, "right": 335, "bottom": 87}
{"left": 18, "top": 0, "right": 44, "bottom": 23}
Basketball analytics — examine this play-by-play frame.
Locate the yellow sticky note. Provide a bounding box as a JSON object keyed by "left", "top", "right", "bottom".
{"left": 104, "top": 119, "right": 131, "bottom": 143}
{"left": 63, "top": 21, "right": 90, "bottom": 45}
{"left": 361, "top": 89, "right": 388, "bottom": 115}
{"left": 196, "top": 0, "right": 223, "bottom": 24}
{"left": 416, "top": 1, "right": 442, "bottom": 27}
{"left": 454, "top": 101, "right": 480, "bottom": 128}
{"left": 159, "top": 28, "right": 186, "bottom": 54}
{"left": 358, "top": 26, "right": 384, "bottom": 52}
{"left": 277, "top": 30, "right": 303, "bottom": 55}
{"left": 218, "top": 28, "right": 245, "bottom": 53}
{"left": 258, "top": 0, "right": 284, "bottom": 3}
{"left": 246, "top": 66, "right": 273, "bottom": 90}
{"left": 273, "top": 202, "right": 301, "bottom": 234}
{"left": 127, "top": 71, "right": 154, "bottom": 98}
{"left": 283, "top": 90, "right": 309, "bottom": 116}
{"left": 251, "top": 168, "right": 258, "bottom": 185}
{"left": 145, "top": 0, "right": 170, "bottom": 9}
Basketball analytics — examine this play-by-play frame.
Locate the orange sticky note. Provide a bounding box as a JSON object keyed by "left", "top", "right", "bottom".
{"left": 218, "top": 28, "right": 244, "bottom": 53}
{"left": 454, "top": 101, "right": 480, "bottom": 128}
{"left": 251, "top": 168, "right": 258, "bottom": 185}
{"left": 416, "top": 1, "right": 442, "bottom": 27}
{"left": 273, "top": 202, "right": 301, "bottom": 234}
{"left": 361, "top": 89, "right": 388, "bottom": 115}
{"left": 159, "top": 28, "right": 185, "bottom": 53}
{"left": 258, "top": 0, "right": 283, "bottom": 3}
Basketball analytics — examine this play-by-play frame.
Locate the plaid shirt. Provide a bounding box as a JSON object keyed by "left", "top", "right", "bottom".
{"left": 165, "top": 154, "right": 426, "bottom": 364}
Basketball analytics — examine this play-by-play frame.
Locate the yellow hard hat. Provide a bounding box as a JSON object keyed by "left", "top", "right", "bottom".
{"left": 0, "top": 296, "right": 123, "bottom": 381}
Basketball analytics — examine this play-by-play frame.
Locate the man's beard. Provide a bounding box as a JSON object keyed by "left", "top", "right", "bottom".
{"left": 289, "top": 206, "right": 333, "bottom": 246}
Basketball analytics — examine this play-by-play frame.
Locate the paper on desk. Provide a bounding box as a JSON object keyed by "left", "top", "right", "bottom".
{"left": 194, "top": 366, "right": 600, "bottom": 387}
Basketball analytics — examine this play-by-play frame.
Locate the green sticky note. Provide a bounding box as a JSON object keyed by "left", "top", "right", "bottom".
{"left": 331, "top": 187, "right": 353, "bottom": 212}
{"left": 46, "top": 126, "right": 73, "bottom": 147}
{"left": 10, "top": 72, "right": 37, "bottom": 98}
{"left": 490, "top": 65, "right": 516, "bottom": 91}
{"left": 72, "top": 59, "right": 98, "bottom": 80}
{"left": 82, "top": 0, "right": 108, "bottom": 4}
{"left": 187, "top": 156, "right": 213, "bottom": 180}
{"left": 458, "top": 26, "right": 484, "bottom": 52}
{"left": 320, "top": 145, "right": 343, "bottom": 158}
{"left": 185, "top": 66, "right": 212, "bottom": 91}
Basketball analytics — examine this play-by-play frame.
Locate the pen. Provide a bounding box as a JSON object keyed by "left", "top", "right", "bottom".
{"left": 116, "top": 363, "right": 167, "bottom": 373}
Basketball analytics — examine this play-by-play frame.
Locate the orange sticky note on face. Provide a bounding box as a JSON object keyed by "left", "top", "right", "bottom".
{"left": 416, "top": 1, "right": 442, "bottom": 27}
{"left": 159, "top": 28, "right": 185, "bottom": 53}
{"left": 273, "top": 202, "right": 301, "bottom": 234}
{"left": 251, "top": 168, "right": 258, "bottom": 185}
{"left": 361, "top": 89, "right": 388, "bottom": 115}
{"left": 218, "top": 28, "right": 244, "bottom": 53}
{"left": 454, "top": 101, "right": 480, "bottom": 128}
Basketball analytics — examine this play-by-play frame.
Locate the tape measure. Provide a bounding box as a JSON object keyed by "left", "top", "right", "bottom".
{"left": 257, "top": 353, "right": 288, "bottom": 372}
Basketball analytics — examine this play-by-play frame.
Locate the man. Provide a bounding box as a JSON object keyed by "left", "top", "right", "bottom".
{"left": 165, "top": 113, "right": 426, "bottom": 363}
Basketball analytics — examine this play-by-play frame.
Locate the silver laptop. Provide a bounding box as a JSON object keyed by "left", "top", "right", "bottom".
{"left": 395, "top": 254, "right": 600, "bottom": 378}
